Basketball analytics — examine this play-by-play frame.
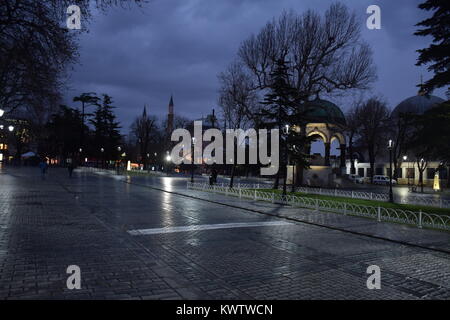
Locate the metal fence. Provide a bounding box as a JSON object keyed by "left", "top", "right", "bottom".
{"left": 216, "top": 182, "right": 450, "bottom": 209}
{"left": 400, "top": 196, "right": 450, "bottom": 209}
{"left": 187, "top": 182, "right": 450, "bottom": 231}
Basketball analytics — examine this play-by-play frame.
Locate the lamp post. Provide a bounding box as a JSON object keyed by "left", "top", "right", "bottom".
{"left": 116, "top": 147, "right": 122, "bottom": 174}
{"left": 0, "top": 109, "right": 4, "bottom": 117}
{"left": 420, "top": 158, "right": 425, "bottom": 193}
{"left": 100, "top": 147, "right": 104, "bottom": 168}
{"left": 191, "top": 137, "right": 196, "bottom": 183}
{"left": 291, "top": 144, "right": 297, "bottom": 193}
{"left": 388, "top": 139, "right": 394, "bottom": 203}
{"left": 282, "top": 124, "right": 290, "bottom": 196}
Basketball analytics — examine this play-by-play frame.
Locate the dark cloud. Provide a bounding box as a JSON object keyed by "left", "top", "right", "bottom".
{"left": 64, "top": 0, "right": 447, "bottom": 134}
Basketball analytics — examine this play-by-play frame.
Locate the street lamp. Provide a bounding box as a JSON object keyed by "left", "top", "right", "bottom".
{"left": 291, "top": 144, "right": 297, "bottom": 193}
{"left": 387, "top": 139, "right": 394, "bottom": 203}
{"left": 100, "top": 148, "right": 105, "bottom": 168}
{"left": 191, "top": 137, "right": 196, "bottom": 183}
{"left": 8, "top": 125, "right": 13, "bottom": 132}
{"left": 403, "top": 155, "right": 409, "bottom": 186}
{"left": 282, "top": 125, "right": 290, "bottom": 196}
{"left": 0, "top": 109, "right": 4, "bottom": 117}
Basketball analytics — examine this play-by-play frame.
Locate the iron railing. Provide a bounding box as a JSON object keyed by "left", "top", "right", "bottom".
{"left": 216, "top": 183, "right": 450, "bottom": 209}
{"left": 187, "top": 182, "right": 450, "bottom": 231}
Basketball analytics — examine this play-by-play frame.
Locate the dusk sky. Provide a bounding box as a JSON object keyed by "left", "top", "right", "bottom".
{"left": 64, "top": 0, "right": 447, "bottom": 140}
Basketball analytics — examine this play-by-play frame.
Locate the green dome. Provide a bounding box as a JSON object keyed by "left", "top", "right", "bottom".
{"left": 303, "top": 99, "right": 346, "bottom": 125}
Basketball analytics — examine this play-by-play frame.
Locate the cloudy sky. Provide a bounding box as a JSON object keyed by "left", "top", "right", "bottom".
{"left": 64, "top": 0, "right": 446, "bottom": 137}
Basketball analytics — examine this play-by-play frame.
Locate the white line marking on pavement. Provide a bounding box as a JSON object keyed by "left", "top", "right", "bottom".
{"left": 128, "top": 221, "right": 292, "bottom": 236}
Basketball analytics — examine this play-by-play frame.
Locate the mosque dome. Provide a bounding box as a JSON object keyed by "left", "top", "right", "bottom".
{"left": 391, "top": 94, "right": 445, "bottom": 117}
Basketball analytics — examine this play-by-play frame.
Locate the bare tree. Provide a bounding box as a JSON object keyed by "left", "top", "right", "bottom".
{"left": 354, "top": 97, "right": 391, "bottom": 182}
{"left": 218, "top": 62, "right": 259, "bottom": 188}
{"left": 345, "top": 104, "right": 360, "bottom": 175}
{"left": 131, "top": 106, "right": 157, "bottom": 170}
{"left": 0, "top": 0, "right": 145, "bottom": 114}
{"left": 390, "top": 111, "right": 417, "bottom": 179}
{"left": 237, "top": 4, "right": 376, "bottom": 99}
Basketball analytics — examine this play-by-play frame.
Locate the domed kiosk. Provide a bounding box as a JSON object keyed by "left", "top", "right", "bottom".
{"left": 288, "top": 99, "right": 347, "bottom": 187}
{"left": 302, "top": 99, "right": 347, "bottom": 168}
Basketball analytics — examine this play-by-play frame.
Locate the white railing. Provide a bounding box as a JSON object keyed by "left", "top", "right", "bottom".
{"left": 187, "top": 182, "right": 450, "bottom": 231}
{"left": 220, "top": 182, "right": 450, "bottom": 209}
{"left": 293, "top": 186, "right": 390, "bottom": 202}
{"left": 400, "top": 196, "right": 450, "bottom": 209}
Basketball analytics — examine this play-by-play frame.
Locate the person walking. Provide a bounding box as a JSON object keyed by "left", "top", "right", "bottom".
{"left": 67, "top": 158, "right": 75, "bottom": 177}
{"left": 38, "top": 158, "right": 48, "bottom": 180}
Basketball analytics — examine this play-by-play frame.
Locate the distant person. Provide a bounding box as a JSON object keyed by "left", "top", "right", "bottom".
{"left": 210, "top": 168, "right": 218, "bottom": 185}
{"left": 38, "top": 158, "right": 48, "bottom": 180}
{"left": 67, "top": 158, "right": 75, "bottom": 177}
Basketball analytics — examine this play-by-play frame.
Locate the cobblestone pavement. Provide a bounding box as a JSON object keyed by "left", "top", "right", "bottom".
{"left": 0, "top": 167, "right": 449, "bottom": 300}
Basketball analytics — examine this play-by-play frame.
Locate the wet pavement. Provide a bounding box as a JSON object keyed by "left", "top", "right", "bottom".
{"left": 0, "top": 166, "right": 449, "bottom": 299}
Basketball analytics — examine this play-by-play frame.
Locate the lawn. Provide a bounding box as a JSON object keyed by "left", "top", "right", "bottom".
{"left": 255, "top": 189, "right": 450, "bottom": 216}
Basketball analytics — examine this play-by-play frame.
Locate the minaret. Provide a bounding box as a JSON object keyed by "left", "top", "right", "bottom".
{"left": 418, "top": 74, "right": 426, "bottom": 96}
{"left": 167, "top": 95, "right": 174, "bottom": 134}
{"left": 143, "top": 104, "right": 147, "bottom": 118}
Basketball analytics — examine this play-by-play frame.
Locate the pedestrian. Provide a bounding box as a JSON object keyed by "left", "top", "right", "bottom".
{"left": 67, "top": 158, "right": 75, "bottom": 177}
{"left": 211, "top": 167, "right": 218, "bottom": 185}
{"left": 38, "top": 158, "right": 48, "bottom": 180}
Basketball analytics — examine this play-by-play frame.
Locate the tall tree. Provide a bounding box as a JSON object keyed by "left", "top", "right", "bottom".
{"left": 89, "top": 94, "right": 122, "bottom": 161}
{"left": 260, "top": 59, "right": 300, "bottom": 194}
{"left": 238, "top": 4, "right": 376, "bottom": 99}
{"left": 74, "top": 92, "right": 101, "bottom": 150}
{"left": 218, "top": 62, "right": 258, "bottom": 188}
{"left": 415, "top": 0, "right": 450, "bottom": 94}
{"left": 0, "top": 1, "right": 145, "bottom": 116}
{"left": 409, "top": 100, "right": 450, "bottom": 188}
{"left": 130, "top": 106, "right": 157, "bottom": 170}
{"left": 345, "top": 104, "right": 360, "bottom": 175}
{"left": 354, "top": 98, "right": 391, "bottom": 182}
{"left": 45, "top": 105, "right": 85, "bottom": 160}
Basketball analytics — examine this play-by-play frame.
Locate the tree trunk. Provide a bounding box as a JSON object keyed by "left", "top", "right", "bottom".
{"left": 349, "top": 136, "right": 355, "bottom": 174}
{"left": 368, "top": 145, "right": 375, "bottom": 183}
{"left": 229, "top": 163, "right": 236, "bottom": 189}
{"left": 447, "top": 165, "right": 450, "bottom": 189}
{"left": 282, "top": 168, "right": 287, "bottom": 196}
{"left": 296, "top": 163, "right": 303, "bottom": 187}
{"left": 291, "top": 161, "right": 296, "bottom": 193}
{"left": 419, "top": 170, "right": 424, "bottom": 193}
{"left": 393, "top": 157, "right": 400, "bottom": 180}
{"left": 369, "top": 161, "right": 375, "bottom": 183}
